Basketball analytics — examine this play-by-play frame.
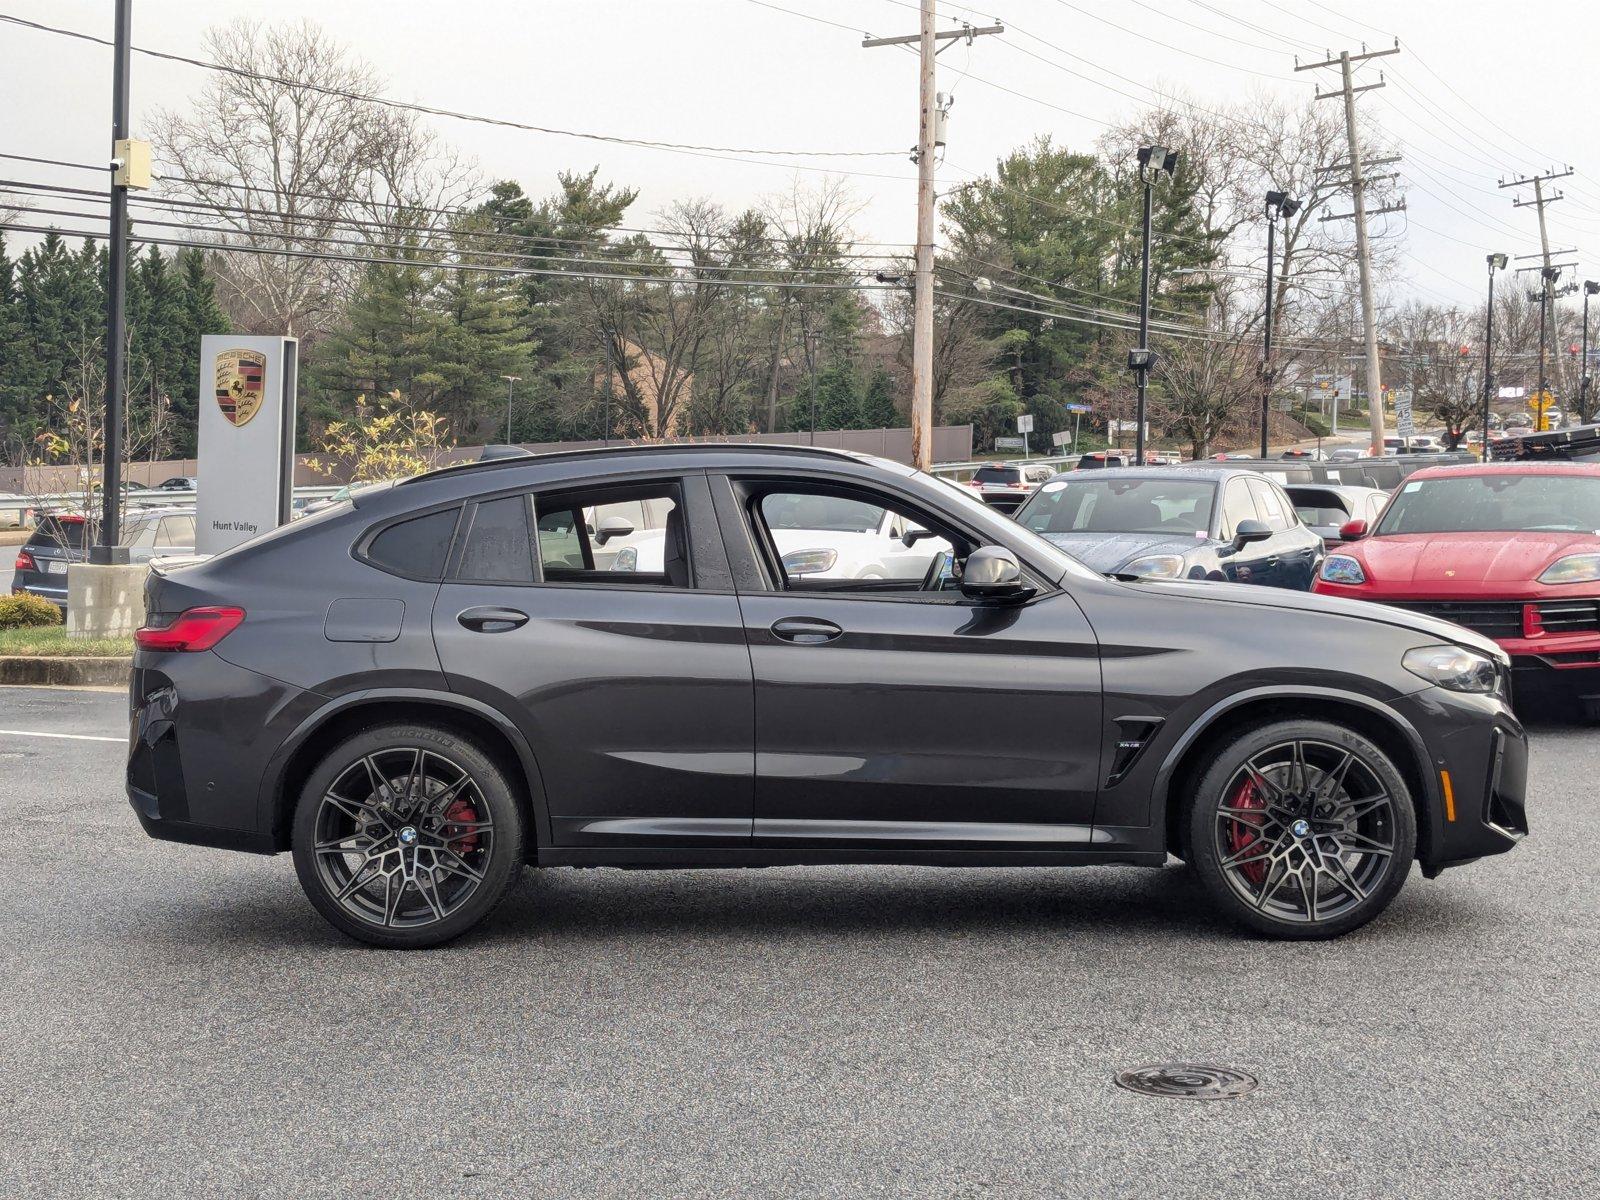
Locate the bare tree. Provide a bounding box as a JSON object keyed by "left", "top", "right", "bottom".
{"left": 155, "top": 19, "right": 477, "bottom": 342}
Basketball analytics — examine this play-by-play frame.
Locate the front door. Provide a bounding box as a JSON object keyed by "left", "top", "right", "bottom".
{"left": 430, "top": 474, "right": 754, "bottom": 846}
{"left": 716, "top": 474, "right": 1103, "bottom": 847}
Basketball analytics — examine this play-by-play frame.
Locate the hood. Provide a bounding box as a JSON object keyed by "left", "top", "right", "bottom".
{"left": 1127, "top": 576, "right": 1506, "bottom": 660}
{"left": 1040, "top": 530, "right": 1206, "bottom": 573}
{"left": 1354, "top": 530, "right": 1600, "bottom": 584}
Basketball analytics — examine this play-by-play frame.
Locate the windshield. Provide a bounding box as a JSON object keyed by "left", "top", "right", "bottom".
{"left": 911, "top": 470, "right": 1099, "bottom": 581}
{"left": 1018, "top": 478, "right": 1217, "bottom": 536}
{"left": 1376, "top": 473, "right": 1600, "bottom": 534}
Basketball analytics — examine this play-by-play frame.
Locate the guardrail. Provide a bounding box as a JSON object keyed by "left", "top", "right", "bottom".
{"left": 0, "top": 485, "right": 347, "bottom": 528}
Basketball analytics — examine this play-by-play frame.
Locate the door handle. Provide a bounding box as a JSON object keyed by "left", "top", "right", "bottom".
{"left": 1266, "top": 555, "right": 1281, "bottom": 566}
{"left": 457, "top": 606, "right": 529, "bottom": 633}
{"left": 770, "top": 617, "right": 843, "bottom": 645}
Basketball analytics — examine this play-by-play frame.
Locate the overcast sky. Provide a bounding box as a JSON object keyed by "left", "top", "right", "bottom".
{"left": 3, "top": 0, "right": 1597, "bottom": 310}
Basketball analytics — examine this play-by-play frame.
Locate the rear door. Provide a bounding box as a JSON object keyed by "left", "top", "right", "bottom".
{"left": 430, "top": 473, "right": 755, "bottom": 847}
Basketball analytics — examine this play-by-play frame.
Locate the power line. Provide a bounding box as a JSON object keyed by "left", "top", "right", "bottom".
{"left": 0, "top": 12, "right": 904, "bottom": 161}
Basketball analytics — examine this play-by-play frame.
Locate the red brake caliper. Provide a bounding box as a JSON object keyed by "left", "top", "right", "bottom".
{"left": 1225, "top": 778, "right": 1268, "bottom": 885}
{"left": 442, "top": 797, "right": 482, "bottom": 857}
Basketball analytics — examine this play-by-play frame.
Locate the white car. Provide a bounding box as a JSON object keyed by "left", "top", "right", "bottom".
{"left": 611, "top": 493, "right": 953, "bottom": 583}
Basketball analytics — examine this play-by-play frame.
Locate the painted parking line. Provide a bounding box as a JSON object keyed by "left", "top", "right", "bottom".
{"left": 0, "top": 729, "right": 123, "bottom": 744}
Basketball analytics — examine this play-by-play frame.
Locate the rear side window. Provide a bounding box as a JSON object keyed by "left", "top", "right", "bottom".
{"left": 156, "top": 514, "right": 196, "bottom": 548}
{"left": 365, "top": 507, "right": 460, "bottom": 579}
{"left": 456, "top": 496, "right": 534, "bottom": 582}
{"left": 1247, "top": 479, "right": 1295, "bottom": 531}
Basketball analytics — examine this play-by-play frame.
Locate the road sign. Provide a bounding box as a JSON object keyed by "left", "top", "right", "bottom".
{"left": 1051, "top": 430, "right": 1074, "bottom": 447}
{"left": 1016, "top": 414, "right": 1034, "bottom": 433}
{"left": 1498, "top": 385, "right": 1527, "bottom": 399}
{"left": 1395, "top": 390, "right": 1415, "bottom": 438}
{"left": 1065, "top": 403, "right": 1092, "bottom": 414}
{"left": 994, "top": 436, "right": 1026, "bottom": 450}
{"left": 1528, "top": 390, "right": 1555, "bottom": 411}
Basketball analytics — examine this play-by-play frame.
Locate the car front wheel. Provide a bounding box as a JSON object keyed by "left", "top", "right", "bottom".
{"left": 291, "top": 724, "right": 525, "bottom": 948}
{"left": 1187, "top": 719, "right": 1416, "bottom": 939}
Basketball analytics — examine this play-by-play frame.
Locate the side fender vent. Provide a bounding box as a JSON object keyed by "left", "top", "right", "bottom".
{"left": 1107, "top": 717, "right": 1164, "bottom": 787}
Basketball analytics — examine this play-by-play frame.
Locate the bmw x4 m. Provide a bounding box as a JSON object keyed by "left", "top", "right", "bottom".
{"left": 128, "top": 445, "right": 1529, "bottom": 947}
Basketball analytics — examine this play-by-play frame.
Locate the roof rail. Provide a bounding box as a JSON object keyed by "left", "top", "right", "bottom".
{"left": 396, "top": 440, "right": 868, "bottom": 486}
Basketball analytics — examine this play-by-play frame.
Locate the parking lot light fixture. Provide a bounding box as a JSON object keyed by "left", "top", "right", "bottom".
{"left": 1583, "top": 280, "right": 1599, "bottom": 422}
{"left": 1262, "top": 190, "right": 1301, "bottom": 457}
{"left": 1482, "top": 254, "right": 1506, "bottom": 455}
{"left": 1132, "top": 145, "right": 1179, "bottom": 466}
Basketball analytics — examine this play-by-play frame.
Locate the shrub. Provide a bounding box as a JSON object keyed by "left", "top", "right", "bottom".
{"left": 0, "top": 591, "right": 64, "bottom": 629}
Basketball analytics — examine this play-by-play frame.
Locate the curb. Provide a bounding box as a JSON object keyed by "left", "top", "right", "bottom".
{"left": 0, "top": 656, "right": 132, "bottom": 687}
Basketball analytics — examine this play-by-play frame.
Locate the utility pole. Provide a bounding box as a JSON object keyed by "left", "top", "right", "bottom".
{"left": 501, "top": 375, "right": 521, "bottom": 444}
{"left": 865, "top": 8, "right": 1002, "bottom": 470}
{"left": 1297, "top": 43, "right": 1404, "bottom": 457}
{"left": 96, "top": 0, "right": 137, "bottom": 565}
{"left": 1500, "top": 168, "right": 1576, "bottom": 430}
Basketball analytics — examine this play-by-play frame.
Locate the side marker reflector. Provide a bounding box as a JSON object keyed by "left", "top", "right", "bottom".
{"left": 1440, "top": 769, "right": 1456, "bottom": 822}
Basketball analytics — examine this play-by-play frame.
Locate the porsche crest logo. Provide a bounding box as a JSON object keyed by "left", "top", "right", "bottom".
{"left": 215, "top": 349, "right": 267, "bottom": 427}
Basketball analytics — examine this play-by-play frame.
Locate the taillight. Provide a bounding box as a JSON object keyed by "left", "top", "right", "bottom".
{"left": 14, "top": 550, "right": 36, "bottom": 572}
{"left": 134, "top": 606, "right": 245, "bottom": 652}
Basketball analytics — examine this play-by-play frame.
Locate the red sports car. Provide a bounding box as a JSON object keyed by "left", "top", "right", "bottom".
{"left": 1314, "top": 461, "right": 1600, "bottom": 715}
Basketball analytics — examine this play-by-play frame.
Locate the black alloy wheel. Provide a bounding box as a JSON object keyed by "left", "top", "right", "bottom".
{"left": 1187, "top": 720, "right": 1416, "bottom": 939}
{"left": 292, "top": 724, "right": 524, "bottom": 948}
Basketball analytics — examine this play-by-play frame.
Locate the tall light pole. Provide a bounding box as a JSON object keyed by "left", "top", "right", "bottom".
{"left": 803, "top": 328, "right": 820, "bottom": 446}
{"left": 500, "top": 374, "right": 521, "bottom": 444}
{"left": 1262, "top": 190, "right": 1301, "bottom": 458}
{"left": 1582, "top": 280, "right": 1599, "bottom": 424}
{"left": 1482, "top": 253, "right": 1506, "bottom": 458}
{"left": 95, "top": 0, "right": 135, "bottom": 565}
{"left": 1131, "top": 145, "right": 1178, "bottom": 466}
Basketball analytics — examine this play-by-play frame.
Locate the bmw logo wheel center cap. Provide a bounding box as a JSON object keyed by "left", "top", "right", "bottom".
{"left": 398, "top": 826, "right": 419, "bottom": 846}
{"left": 1291, "top": 819, "right": 1312, "bottom": 838}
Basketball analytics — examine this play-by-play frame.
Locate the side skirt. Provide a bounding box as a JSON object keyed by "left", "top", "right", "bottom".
{"left": 536, "top": 847, "right": 1169, "bottom": 869}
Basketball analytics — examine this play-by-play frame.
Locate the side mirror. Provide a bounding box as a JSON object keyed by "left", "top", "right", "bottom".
{"left": 1231, "top": 519, "right": 1273, "bottom": 551}
{"left": 1339, "top": 518, "right": 1369, "bottom": 541}
{"left": 901, "top": 525, "right": 933, "bottom": 548}
{"left": 960, "top": 545, "right": 1032, "bottom": 602}
{"left": 594, "top": 515, "right": 635, "bottom": 545}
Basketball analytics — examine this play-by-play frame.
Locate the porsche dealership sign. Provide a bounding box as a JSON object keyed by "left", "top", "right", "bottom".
{"left": 196, "top": 335, "right": 298, "bottom": 555}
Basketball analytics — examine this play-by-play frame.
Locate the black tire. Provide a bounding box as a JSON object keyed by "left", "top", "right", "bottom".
{"left": 1186, "top": 719, "right": 1416, "bottom": 940}
{"left": 291, "top": 723, "right": 525, "bottom": 949}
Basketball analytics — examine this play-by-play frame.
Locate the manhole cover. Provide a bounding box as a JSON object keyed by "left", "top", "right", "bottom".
{"left": 1114, "top": 1063, "right": 1257, "bottom": 1100}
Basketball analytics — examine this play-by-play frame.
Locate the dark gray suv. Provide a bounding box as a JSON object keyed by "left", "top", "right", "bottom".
{"left": 128, "top": 445, "right": 1528, "bottom": 947}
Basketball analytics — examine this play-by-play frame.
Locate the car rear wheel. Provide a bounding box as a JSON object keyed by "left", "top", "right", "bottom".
{"left": 291, "top": 724, "right": 525, "bottom": 949}
{"left": 1186, "top": 719, "right": 1416, "bottom": 939}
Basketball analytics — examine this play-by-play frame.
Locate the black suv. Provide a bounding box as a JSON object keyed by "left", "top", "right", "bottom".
{"left": 129, "top": 445, "right": 1527, "bottom": 947}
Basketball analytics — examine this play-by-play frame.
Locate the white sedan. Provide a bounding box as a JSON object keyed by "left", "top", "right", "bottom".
{"left": 611, "top": 493, "right": 952, "bottom": 583}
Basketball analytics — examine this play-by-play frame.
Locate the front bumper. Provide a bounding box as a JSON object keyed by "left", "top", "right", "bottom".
{"left": 1389, "top": 688, "right": 1528, "bottom": 874}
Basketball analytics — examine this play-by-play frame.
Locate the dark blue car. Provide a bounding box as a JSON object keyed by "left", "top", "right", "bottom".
{"left": 1012, "top": 466, "right": 1325, "bottom": 588}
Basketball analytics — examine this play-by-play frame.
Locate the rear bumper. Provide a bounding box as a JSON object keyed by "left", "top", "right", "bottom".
{"left": 126, "top": 653, "right": 319, "bottom": 854}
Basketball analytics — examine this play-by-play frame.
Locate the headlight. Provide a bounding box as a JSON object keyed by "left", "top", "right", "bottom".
{"left": 1538, "top": 552, "right": 1600, "bottom": 584}
{"left": 1118, "top": 553, "right": 1185, "bottom": 579}
{"left": 781, "top": 547, "right": 837, "bottom": 576}
{"left": 1321, "top": 554, "right": 1367, "bottom": 585}
{"left": 1403, "top": 645, "right": 1501, "bottom": 694}
{"left": 610, "top": 546, "right": 638, "bottom": 572}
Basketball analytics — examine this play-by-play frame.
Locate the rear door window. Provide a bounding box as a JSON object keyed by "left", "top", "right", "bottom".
{"left": 1246, "top": 479, "right": 1295, "bottom": 531}
{"left": 457, "top": 495, "right": 535, "bottom": 582}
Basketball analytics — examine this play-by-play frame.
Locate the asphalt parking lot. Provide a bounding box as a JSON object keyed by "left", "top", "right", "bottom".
{"left": 0, "top": 686, "right": 1595, "bottom": 1199}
